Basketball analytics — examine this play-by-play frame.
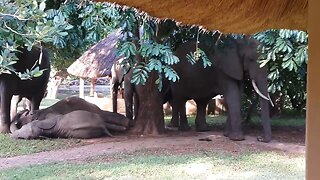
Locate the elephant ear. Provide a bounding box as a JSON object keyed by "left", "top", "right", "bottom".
{"left": 35, "top": 118, "right": 57, "bottom": 130}
{"left": 213, "top": 38, "right": 244, "bottom": 80}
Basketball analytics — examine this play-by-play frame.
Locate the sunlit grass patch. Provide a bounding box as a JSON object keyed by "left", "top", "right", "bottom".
{"left": 0, "top": 151, "right": 305, "bottom": 180}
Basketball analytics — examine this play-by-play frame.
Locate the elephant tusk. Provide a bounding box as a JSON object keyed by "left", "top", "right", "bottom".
{"left": 251, "top": 80, "right": 269, "bottom": 101}
{"left": 268, "top": 94, "right": 275, "bottom": 107}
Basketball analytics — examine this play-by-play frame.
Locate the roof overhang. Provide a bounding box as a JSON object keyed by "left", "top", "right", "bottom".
{"left": 95, "top": 0, "right": 307, "bottom": 34}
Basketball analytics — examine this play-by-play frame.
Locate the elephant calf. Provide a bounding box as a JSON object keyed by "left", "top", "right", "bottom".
{"left": 10, "top": 96, "right": 130, "bottom": 132}
{"left": 10, "top": 96, "right": 131, "bottom": 139}
{"left": 11, "top": 110, "right": 115, "bottom": 139}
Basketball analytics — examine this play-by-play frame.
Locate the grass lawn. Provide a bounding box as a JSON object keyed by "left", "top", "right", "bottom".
{"left": 0, "top": 115, "right": 305, "bottom": 158}
{"left": 0, "top": 150, "right": 305, "bottom": 179}
{"left": 0, "top": 114, "right": 305, "bottom": 179}
{"left": 0, "top": 135, "right": 85, "bottom": 158}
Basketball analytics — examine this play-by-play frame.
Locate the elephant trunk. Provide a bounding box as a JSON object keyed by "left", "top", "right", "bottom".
{"left": 252, "top": 78, "right": 272, "bottom": 142}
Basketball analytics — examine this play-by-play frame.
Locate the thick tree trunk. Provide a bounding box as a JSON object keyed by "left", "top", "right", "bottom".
{"left": 130, "top": 71, "right": 165, "bottom": 135}
{"left": 46, "top": 76, "right": 63, "bottom": 99}
{"left": 46, "top": 70, "right": 67, "bottom": 99}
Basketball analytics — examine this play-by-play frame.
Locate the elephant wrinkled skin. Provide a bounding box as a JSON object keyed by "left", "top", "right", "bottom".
{"left": 169, "top": 37, "right": 272, "bottom": 142}
{"left": 11, "top": 110, "right": 114, "bottom": 139}
{"left": 10, "top": 96, "right": 130, "bottom": 134}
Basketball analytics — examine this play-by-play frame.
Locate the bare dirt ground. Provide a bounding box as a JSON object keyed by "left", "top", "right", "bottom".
{"left": 0, "top": 126, "right": 305, "bottom": 170}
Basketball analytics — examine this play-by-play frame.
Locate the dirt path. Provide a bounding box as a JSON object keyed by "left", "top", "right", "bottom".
{"left": 0, "top": 132, "right": 305, "bottom": 170}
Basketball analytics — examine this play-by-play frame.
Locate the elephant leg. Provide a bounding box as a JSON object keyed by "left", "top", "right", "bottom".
{"left": 194, "top": 99, "right": 210, "bottom": 132}
{"left": 0, "top": 85, "right": 13, "bottom": 133}
{"left": 112, "top": 82, "right": 119, "bottom": 113}
{"left": 168, "top": 100, "right": 179, "bottom": 127}
{"left": 30, "top": 95, "right": 43, "bottom": 114}
{"left": 224, "top": 83, "right": 245, "bottom": 141}
{"left": 177, "top": 100, "right": 190, "bottom": 131}
{"left": 124, "top": 75, "right": 134, "bottom": 124}
{"left": 257, "top": 97, "right": 272, "bottom": 142}
{"left": 256, "top": 82, "right": 272, "bottom": 142}
{"left": 223, "top": 115, "right": 231, "bottom": 137}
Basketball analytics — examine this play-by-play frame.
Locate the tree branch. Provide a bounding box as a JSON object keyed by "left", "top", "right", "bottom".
{"left": 0, "top": 13, "right": 30, "bottom": 21}
{"left": 3, "top": 22, "right": 33, "bottom": 36}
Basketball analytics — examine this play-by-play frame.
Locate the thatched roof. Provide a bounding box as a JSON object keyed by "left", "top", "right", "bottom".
{"left": 67, "top": 29, "right": 122, "bottom": 79}
{"left": 95, "top": 0, "right": 307, "bottom": 34}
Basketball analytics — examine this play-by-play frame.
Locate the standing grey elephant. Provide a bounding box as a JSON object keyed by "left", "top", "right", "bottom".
{"left": 11, "top": 110, "right": 115, "bottom": 139}
{"left": 169, "top": 36, "right": 273, "bottom": 142}
{"left": 0, "top": 47, "right": 50, "bottom": 133}
{"left": 111, "top": 59, "right": 138, "bottom": 124}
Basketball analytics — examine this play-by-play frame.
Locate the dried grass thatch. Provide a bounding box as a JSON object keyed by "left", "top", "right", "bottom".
{"left": 67, "top": 29, "right": 122, "bottom": 79}
{"left": 95, "top": 0, "right": 307, "bottom": 34}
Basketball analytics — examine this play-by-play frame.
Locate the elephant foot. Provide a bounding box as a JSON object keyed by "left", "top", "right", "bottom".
{"left": 223, "top": 131, "right": 229, "bottom": 137}
{"left": 228, "top": 132, "right": 245, "bottom": 141}
{"left": 178, "top": 124, "right": 191, "bottom": 131}
{"left": 196, "top": 123, "right": 210, "bottom": 132}
{"left": 128, "top": 119, "right": 135, "bottom": 127}
{"left": 257, "top": 135, "right": 271, "bottom": 143}
{"left": 0, "top": 125, "right": 10, "bottom": 134}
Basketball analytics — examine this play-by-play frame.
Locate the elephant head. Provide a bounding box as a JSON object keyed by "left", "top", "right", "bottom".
{"left": 212, "top": 36, "right": 272, "bottom": 142}
{"left": 10, "top": 109, "right": 58, "bottom": 133}
{"left": 10, "top": 118, "right": 57, "bottom": 139}
{"left": 10, "top": 109, "right": 32, "bottom": 132}
{"left": 214, "top": 36, "right": 272, "bottom": 100}
{"left": 10, "top": 120, "right": 41, "bottom": 139}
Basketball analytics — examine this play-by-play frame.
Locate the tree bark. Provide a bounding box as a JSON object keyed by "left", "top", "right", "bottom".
{"left": 46, "top": 71, "right": 66, "bottom": 99}
{"left": 130, "top": 71, "right": 165, "bottom": 135}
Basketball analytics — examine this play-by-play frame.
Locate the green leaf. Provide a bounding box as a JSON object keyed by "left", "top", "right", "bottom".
{"left": 163, "top": 66, "right": 179, "bottom": 82}
{"left": 186, "top": 53, "right": 196, "bottom": 65}
{"left": 39, "top": 1, "right": 46, "bottom": 11}
{"left": 131, "top": 63, "right": 150, "bottom": 85}
{"left": 259, "top": 59, "right": 269, "bottom": 68}
{"left": 58, "top": 31, "right": 68, "bottom": 36}
{"left": 148, "top": 59, "right": 162, "bottom": 72}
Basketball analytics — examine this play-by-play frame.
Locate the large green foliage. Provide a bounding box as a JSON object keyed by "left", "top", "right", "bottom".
{"left": 45, "top": 1, "right": 121, "bottom": 72}
{"left": 115, "top": 10, "right": 182, "bottom": 90}
{"left": 0, "top": 0, "right": 72, "bottom": 77}
{"left": 255, "top": 30, "right": 308, "bottom": 111}
{"left": 0, "top": 0, "right": 122, "bottom": 76}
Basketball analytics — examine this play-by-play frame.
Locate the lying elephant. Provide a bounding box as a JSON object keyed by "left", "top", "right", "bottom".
{"left": 11, "top": 110, "right": 115, "bottom": 139}
{"left": 10, "top": 96, "right": 130, "bottom": 132}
